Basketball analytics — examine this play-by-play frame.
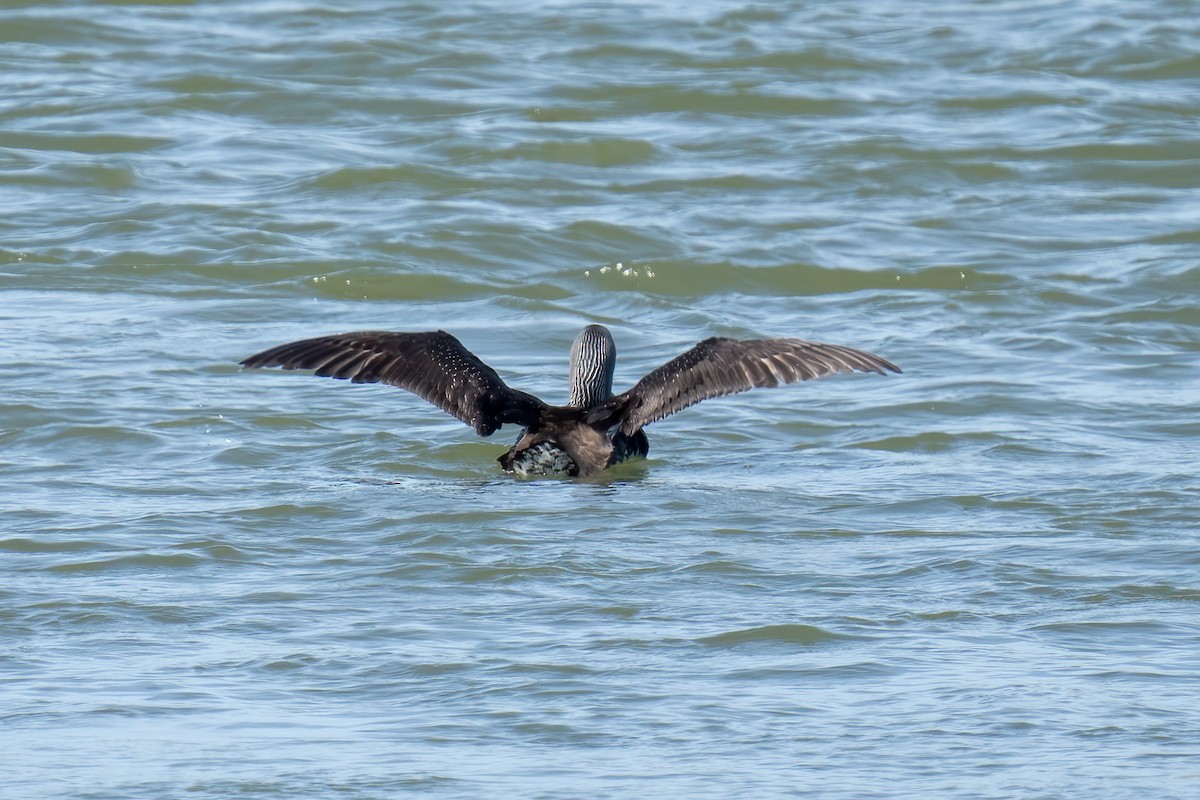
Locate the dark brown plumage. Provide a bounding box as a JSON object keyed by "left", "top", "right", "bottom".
{"left": 612, "top": 337, "right": 899, "bottom": 435}
{"left": 239, "top": 331, "right": 544, "bottom": 436}
{"left": 239, "top": 325, "right": 900, "bottom": 477}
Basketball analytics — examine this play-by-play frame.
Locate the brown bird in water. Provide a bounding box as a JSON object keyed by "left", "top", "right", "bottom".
{"left": 240, "top": 325, "right": 900, "bottom": 477}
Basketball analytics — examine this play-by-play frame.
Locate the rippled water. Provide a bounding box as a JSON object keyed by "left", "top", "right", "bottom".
{"left": 3, "top": 1, "right": 1198, "bottom": 798}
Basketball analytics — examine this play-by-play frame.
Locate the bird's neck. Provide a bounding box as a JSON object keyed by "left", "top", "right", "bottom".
{"left": 569, "top": 368, "right": 613, "bottom": 408}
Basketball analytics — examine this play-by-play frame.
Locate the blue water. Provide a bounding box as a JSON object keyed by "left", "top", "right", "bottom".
{"left": 2, "top": 1, "right": 1198, "bottom": 798}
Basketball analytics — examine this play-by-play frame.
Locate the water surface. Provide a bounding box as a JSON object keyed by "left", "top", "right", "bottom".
{"left": 2, "top": 2, "right": 1198, "bottom": 798}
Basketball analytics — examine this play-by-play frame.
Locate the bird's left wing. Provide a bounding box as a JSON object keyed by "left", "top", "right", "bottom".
{"left": 240, "top": 330, "right": 545, "bottom": 436}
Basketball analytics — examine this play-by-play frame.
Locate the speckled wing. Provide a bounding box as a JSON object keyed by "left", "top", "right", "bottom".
{"left": 614, "top": 337, "right": 900, "bottom": 434}
{"left": 240, "top": 330, "right": 545, "bottom": 436}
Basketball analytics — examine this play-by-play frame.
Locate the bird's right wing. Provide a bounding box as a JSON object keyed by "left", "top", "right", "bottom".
{"left": 613, "top": 337, "right": 900, "bottom": 434}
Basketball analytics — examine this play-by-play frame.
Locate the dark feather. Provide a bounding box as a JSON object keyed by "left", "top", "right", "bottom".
{"left": 239, "top": 330, "right": 545, "bottom": 436}
{"left": 615, "top": 337, "right": 900, "bottom": 434}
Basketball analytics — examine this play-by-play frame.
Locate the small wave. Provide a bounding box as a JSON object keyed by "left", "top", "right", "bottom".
{"left": 467, "top": 137, "right": 658, "bottom": 167}
{"left": 698, "top": 623, "right": 852, "bottom": 647}
{"left": 574, "top": 260, "right": 1012, "bottom": 297}
{"left": 46, "top": 552, "right": 206, "bottom": 573}
{"left": 0, "top": 537, "right": 108, "bottom": 554}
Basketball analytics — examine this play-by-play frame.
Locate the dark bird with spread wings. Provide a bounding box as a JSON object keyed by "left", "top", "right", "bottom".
{"left": 239, "top": 325, "right": 900, "bottom": 477}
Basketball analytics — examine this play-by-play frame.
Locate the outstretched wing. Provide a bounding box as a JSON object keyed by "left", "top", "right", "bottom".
{"left": 240, "top": 330, "right": 545, "bottom": 436}
{"left": 615, "top": 337, "right": 900, "bottom": 434}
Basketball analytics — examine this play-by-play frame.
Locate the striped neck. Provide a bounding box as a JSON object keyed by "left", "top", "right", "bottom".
{"left": 568, "top": 325, "right": 616, "bottom": 408}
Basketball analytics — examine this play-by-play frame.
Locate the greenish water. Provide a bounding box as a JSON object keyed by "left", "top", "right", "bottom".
{"left": 3, "top": 2, "right": 1198, "bottom": 798}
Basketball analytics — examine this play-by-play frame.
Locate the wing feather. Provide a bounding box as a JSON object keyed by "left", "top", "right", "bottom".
{"left": 616, "top": 337, "right": 900, "bottom": 434}
{"left": 240, "top": 330, "right": 545, "bottom": 436}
